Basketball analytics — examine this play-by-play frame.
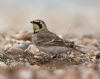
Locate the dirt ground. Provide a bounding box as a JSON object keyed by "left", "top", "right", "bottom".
{"left": 0, "top": 31, "right": 99, "bottom": 79}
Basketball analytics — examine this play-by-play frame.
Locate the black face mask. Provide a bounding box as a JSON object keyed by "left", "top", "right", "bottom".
{"left": 33, "top": 22, "right": 43, "bottom": 29}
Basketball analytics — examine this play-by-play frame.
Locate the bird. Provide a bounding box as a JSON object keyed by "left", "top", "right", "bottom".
{"left": 30, "top": 19, "right": 75, "bottom": 56}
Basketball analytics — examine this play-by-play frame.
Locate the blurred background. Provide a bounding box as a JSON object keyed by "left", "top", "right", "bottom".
{"left": 0, "top": 0, "right": 100, "bottom": 36}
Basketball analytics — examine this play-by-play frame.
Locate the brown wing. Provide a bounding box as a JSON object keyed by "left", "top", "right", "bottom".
{"left": 36, "top": 30, "right": 73, "bottom": 47}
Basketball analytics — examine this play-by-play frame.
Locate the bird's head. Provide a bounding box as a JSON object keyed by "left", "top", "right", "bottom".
{"left": 30, "top": 19, "right": 47, "bottom": 33}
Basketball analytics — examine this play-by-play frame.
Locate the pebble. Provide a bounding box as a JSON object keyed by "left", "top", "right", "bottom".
{"left": 10, "top": 31, "right": 32, "bottom": 41}
{"left": 95, "top": 51, "right": 100, "bottom": 59}
{"left": 25, "top": 45, "right": 39, "bottom": 54}
{"left": 0, "top": 61, "right": 8, "bottom": 69}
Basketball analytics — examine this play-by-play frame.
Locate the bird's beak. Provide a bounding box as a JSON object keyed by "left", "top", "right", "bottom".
{"left": 30, "top": 21, "right": 33, "bottom": 23}
{"left": 30, "top": 21, "right": 32, "bottom": 23}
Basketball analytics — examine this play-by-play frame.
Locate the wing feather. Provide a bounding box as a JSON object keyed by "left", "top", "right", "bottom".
{"left": 36, "top": 30, "right": 74, "bottom": 47}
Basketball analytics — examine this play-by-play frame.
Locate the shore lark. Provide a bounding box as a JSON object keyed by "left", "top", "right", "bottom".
{"left": 30, "top": 19, "right": 75, "bottom": 55}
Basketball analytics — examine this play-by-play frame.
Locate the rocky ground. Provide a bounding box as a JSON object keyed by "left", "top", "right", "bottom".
{"left": 0, "top": 31, "right": 99, "bottom": 79}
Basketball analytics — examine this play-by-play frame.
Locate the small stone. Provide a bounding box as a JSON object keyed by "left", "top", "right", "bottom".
{"left": 25, "top": 45, "right": 39, "bottom": 54}
{"left": 95, "top": 51, "right": 100, "bottom": 59}
{"left": 10, "top": 31, "right": 31, "bottom": 41}
{"left": 13, "top": 40, "right": 31, "bottom": 50}
{"left": 0, "top": 61, "right": 8, "bottom": 69}
{"left": 19, "top": 41, "right": 30, "bottom": 50}
{"left": 4, "top": 44, "right": 12, "bottom": 50}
